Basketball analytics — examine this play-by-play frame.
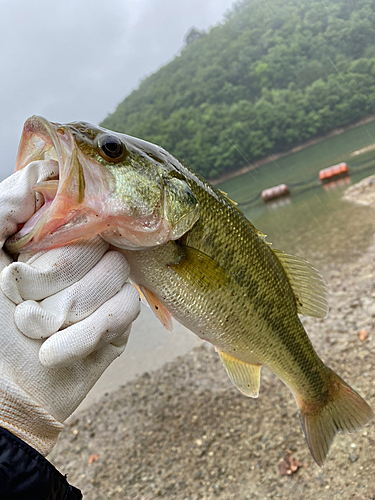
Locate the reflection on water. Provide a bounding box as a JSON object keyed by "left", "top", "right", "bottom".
{"left": 321, "top": 176, "right": 351, "bottom": 192}
{"left": 262, "top": 194, "right": 292, "bottom": 210}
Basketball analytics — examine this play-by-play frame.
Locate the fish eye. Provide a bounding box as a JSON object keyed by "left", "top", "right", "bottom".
{"left": 98, "top": 134, "right": 126, "bottom": 161}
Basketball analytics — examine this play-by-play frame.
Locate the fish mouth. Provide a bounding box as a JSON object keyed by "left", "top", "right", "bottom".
{"left": 5, "top": 116, "right": 199, "bottom": 254}
{"left": 15, "top": 116, "right": 65, "bottom": 172}
{"left": 5, "top": 116, "right": 93, "bottom": 254}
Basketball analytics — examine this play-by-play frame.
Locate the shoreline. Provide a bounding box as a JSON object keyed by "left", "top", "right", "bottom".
{"left": 210, "top": 114, "right": 375, "bottom": 186}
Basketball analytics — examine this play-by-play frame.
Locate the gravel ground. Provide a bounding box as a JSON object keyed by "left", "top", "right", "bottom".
{"left": 48, "top": 200, "right": 375, "bottom": 499}
{"left": 344, "top": 174, "right": 375, "bottom": 208}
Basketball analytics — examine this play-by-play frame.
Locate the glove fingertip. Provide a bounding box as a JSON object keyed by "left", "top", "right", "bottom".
{"left": 39, "top": 344, "right": 69, "bottom": 369}
{"left": 1, "top": 264, "right": 23, "bottom": 304}
{"left": 15, "top": 301, "right": 61, "bottom": 339}
{"left": 39, "top": 344, "right": 55, "bottom": 367}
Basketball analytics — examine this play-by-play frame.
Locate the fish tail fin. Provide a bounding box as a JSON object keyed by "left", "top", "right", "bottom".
{"left": 296, "top": 367, "right": 374, "bottom": 467}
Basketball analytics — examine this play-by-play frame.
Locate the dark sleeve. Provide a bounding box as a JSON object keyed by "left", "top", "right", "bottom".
{"left": 0, "top": 426, "right": 82, "bottom": 500}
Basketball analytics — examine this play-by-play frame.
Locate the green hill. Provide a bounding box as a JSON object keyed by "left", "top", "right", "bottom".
{"left": 101, "top": 0, "right": 375, "bottom": 179}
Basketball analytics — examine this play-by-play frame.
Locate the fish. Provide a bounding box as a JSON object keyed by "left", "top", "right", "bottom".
{"left": 6, "top": 116, "right": 373, "bottom": 466}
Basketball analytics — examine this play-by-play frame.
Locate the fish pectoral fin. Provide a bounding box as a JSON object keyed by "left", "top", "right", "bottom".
{"left": 137, "top": 285, "right": 173, "bottom": 333}
{"left": 216, "top": 349, "right": 261, "bottom": 398}
{"left": 130, "top": 281, "right": 149, "bottom": 306}
{"left": 169, "top": 245, "right": 229, "bottom": 291}
{"left": 272, "top": 249, "right": 328, "bottom": 318}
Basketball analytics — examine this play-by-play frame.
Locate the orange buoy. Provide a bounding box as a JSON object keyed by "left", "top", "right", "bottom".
{"left": 319, "top": 163, "right": 349, "bottom": 183}
{"left": 261, "top": 184, "right": 290, "bottom": 202}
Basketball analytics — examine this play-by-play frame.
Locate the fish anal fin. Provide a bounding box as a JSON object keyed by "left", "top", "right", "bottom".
{"left": 217, "top": 349, "right": 261, "bottom": 398}
{"left": 138, "top": 285, "right": 173, "bottom": 333}
{"left": 296, "top": 367, "right": 374, "bottom": 467}
{"left": 273, "top": 249, "right": 328, "bottom": 318}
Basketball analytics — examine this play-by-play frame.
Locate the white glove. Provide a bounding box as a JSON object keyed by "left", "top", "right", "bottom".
{"left": 0, "top": 162, "right": 140, "bottom": 456}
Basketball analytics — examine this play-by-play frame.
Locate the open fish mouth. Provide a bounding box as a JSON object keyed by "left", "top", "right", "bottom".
{"left": 5, "top": 116, "right": 64, "bottom": 254}
{"left": 5, "top": 116, "right": 115, "bottom": 254}
{"left": 5, "top": 116, "right": 200, "bottom": 254}
{"left": 15, "top": 116, "right": 66, "bottom": 172}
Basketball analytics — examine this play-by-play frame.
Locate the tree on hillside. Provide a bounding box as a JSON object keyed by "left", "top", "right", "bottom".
{"left": 101, "top": 0, "right": 375, "bottom": 179}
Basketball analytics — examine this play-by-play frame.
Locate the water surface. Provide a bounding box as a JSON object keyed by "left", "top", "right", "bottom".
{"left": 239, "top": 174, "right": 375, "bottom": 271}
{"left": 219, "top": 120, "right": 375, "bottom": 270}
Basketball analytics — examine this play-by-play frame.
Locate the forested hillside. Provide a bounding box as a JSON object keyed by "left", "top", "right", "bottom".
{"left": 101, "top": 0, "right": 375, "bottom": 179}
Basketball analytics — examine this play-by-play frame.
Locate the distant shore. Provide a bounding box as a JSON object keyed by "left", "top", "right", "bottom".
{"left": 210, "top": 114, "right": 375, "bottom": 186}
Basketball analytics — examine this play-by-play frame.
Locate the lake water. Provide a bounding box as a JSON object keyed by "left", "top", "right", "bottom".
{"left": 228, "top": 167, "right": 375, "bottom": 271}
{"left": 82, "top": 121, "right": 375, "bottom": 409}
{"left": 220, "top": 121, "right": 375, "bottom": 270}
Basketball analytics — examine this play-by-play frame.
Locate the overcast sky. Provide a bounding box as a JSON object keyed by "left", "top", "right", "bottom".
{"left": 0, "top": 0, "right": 235, "bottom": 181}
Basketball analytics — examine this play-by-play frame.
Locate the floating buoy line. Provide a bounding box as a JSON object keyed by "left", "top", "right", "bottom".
{"left": 236, "top": 153, "right": 375, "bottom": 210}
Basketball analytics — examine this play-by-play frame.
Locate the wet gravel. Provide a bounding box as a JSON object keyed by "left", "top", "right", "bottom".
{"left": 48, "top": 223, "right": 375, "bottom": 499}
{"left": 344, "top": 174, "right": 375, "bottom": 209}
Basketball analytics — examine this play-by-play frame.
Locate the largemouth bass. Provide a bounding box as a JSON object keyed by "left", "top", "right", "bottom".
{"left": 6, "top": 116, "right": 373, "bottom": 466}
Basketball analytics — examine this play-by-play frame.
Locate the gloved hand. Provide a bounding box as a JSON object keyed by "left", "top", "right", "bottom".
{"left": 0, "top": 161, "right": 140, "bottom": 456}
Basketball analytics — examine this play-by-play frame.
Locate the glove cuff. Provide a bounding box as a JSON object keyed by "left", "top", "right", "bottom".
{"left": 0, "top": 379, "right": 64, "bottom": 456}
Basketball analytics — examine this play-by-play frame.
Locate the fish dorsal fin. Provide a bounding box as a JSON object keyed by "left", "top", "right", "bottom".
{"left": 246, "top": 219, "right": 271, "bottom": 245}
{"left": 216, "top": 349, "right": 261, "bottom": 398}
{"left": 272, "top": 249, "right": 328, "bottom": 318}
{"left": 218, "top": 189, "right": 238, "bottom": 206}
{"left": 137, "top": 284, "right": 173, "bottom": 333}
{"left": 253, "top": 227, "right": 270, "bottom": 245}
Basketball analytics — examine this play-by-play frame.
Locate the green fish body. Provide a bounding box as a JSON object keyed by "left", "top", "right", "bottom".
{"left": 7, "top": 116, "right": 374, "bottom": 466}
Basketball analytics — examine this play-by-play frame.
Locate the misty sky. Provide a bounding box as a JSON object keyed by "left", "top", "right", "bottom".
{"left": 0, "top": 0, "right": 235, "bottom": 181}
